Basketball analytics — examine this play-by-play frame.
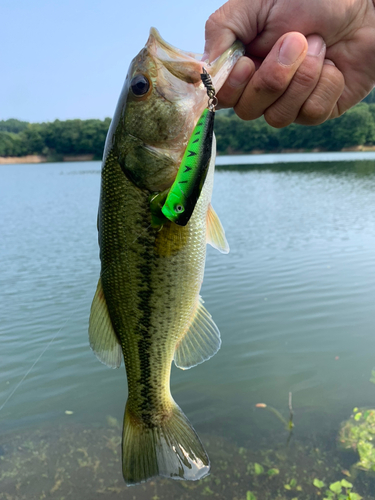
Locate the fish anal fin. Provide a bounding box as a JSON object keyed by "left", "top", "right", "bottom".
{"left": 174, "top": 296, "right": 221, "bottom": 370}
{"left": 206, "top": 204, "right": 229, "bottom": 254}
{"left": 88, "top": 278, "right": 122, "bottom": 368}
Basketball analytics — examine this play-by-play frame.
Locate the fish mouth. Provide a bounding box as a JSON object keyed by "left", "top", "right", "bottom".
{"left": 146, "top": 27, "right": 244, "bottom": 93}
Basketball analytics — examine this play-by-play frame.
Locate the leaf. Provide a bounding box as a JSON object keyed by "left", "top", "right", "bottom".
{"left": 340, "top": 479, "right": 353, "bottom": 489}
{"left": 254, "top": 463, "right": 264, "bottom": 475}
{"left": 290, "top": 478, "right": 297, "bottom": 487}
{"left": 348, "top": 493, "right": 363, "bottom": 500}
{"left": 369, "top": 370, "right": 375, "bottom": 384}
{"left": 267, "top": 468, "right": 279, "bottom": 476}
{"left": 354, "top": 412, "right": 362, "bottom": 421}
{"left": 284, "top": 485, "right": 291, "bottom": 490}
{"left": 313, "top": 479, "right": 325, "bottom": 489}
{"left": 330, "top": 481, "right": 343, "bottom": 494}
{"left": 246, "top": 492, "right": 257, "bottom": 500}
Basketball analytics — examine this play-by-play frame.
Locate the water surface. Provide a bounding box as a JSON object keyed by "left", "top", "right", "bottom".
{"left": 1, "top": 158, "right": 375, "bottom": 498}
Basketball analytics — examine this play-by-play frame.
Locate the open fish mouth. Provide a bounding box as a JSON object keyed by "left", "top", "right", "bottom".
{"left": 146, "top": 27, "right": 244, "bottom": 93}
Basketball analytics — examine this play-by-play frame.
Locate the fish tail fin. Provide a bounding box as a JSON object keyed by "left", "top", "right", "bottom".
{"left": 122, "top": 401, "right": 210, "bottom": 485}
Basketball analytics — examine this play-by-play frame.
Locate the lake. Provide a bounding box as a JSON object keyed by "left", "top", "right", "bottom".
{"left": 1, "top": 157, "right": 375, "bottom": 499}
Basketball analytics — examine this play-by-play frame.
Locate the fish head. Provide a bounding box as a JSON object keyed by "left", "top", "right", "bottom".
{"left": 105, "top": 28, "right": 244, "bottom": 191}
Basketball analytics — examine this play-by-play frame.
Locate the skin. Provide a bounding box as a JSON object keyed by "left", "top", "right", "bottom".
{"left": 204, "top": 0, "right": 375, "bottom": 127}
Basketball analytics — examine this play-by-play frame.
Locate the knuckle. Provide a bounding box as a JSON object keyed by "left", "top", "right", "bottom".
{"left": 264, "top": 105, "right": 293, "bottom": 128}
{"left": 297, "top": 67, "right": 345, "bottom": 125}
{"left": 205, "top": 4, "right": 232, "bottom": 32}
{"left": 253, "top": 72, "right": 286, "bottom": 95}
{"left": 205, "top": 14, "right": 218, "bottom": 33}
{"left": 234, "top": 105, "right": 257, "bottom": 121}
{"left": 292, "top": 67, "right": 318, "bottom": 90}
{"left": 298, "top": 97, "right": 331, "bottom": 125}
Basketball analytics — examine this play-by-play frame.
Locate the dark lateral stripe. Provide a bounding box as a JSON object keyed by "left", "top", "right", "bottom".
{"left": 179, "top": 180, "right": 188, "bottom": 184}
{"left": 187, "top": 151, "right": 197, "bottom": 157}
{"left": 184, "top": 166, "right": 192, "bottom": 172}
{"left": 192, "top": 139, "right": 199, "bottom": 143}
{"left": 135, "top": 228, "right": 156, "bottom": 425}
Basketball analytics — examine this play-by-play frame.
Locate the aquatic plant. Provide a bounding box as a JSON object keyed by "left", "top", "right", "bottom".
{"left": 283, "top": 477, "right": 302, "bottom": 492}
{"left": 339, "top": 407, "right": 375, "bottom": 472}
{"left": 313, "top": 478, "right": 362, "bottom": 500}
{"left": 246, "top": 492, "right": 257, "bottom": 500}
{"left": 2, "top": 417, "right": 374, "bottom": 500}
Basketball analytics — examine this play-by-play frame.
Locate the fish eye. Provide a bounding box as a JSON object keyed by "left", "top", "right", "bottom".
{"left": 174, "top": 205, "right": 184, "bottom": 213}
{"left": 130, "top": 74, "right": 150, "bottom": 96}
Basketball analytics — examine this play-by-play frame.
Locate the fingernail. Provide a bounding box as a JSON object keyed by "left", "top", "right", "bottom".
{"left": 201, "top": 52, "right": 209, "bottom": 63}
{"left": 306, "top": 34, "right": 325, "bottom": 56}
{"left": 278, "top": 34, "right": 306, "bottom": 66}
{"left": 324, "top": 58, "right": 335, "bottom": 66}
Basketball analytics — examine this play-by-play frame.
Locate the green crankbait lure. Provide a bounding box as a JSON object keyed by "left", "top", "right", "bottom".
{"left": 161, "top": 68, "right": 217, "bottom": 226}
{"left": 149, "top": 68, "right": 217, "bottom": 228}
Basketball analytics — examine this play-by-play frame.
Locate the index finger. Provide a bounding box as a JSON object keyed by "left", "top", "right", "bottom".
{"left": 204, "top": 0, "right": 262, "bottom": 61}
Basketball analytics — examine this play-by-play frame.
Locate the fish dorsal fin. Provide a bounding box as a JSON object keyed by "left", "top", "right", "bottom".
{"left": 89, "top": 278, "right": 122, "bottom": 368}
{"left": 206, "top": 203, "right": 229, "bottom": 254}
{"left": 174, "top": 296, "right": 221, "bottom": 370}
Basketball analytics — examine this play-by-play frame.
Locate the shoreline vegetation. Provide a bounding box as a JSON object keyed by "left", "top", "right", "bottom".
{"left": 2, "top": 90, "right": 375, "bottom": 165}
{"left": 2, "top": 146, "right": 375, "bottom": 165}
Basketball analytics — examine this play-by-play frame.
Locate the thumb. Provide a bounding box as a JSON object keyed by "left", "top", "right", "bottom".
{"left": 204, "top": 0, "right": 262, "bottom": 61}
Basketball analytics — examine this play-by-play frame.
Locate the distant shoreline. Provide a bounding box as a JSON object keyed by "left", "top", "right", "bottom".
{"left": 0, "top": 154, "right": 95, "bottom": 165}
{"left": 1, "top": 146, "right": 375, "bottom": 165}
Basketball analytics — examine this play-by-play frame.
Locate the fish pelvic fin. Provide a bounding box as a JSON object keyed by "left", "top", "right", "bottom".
{"left": 88, "top": 278, "right": 122, "bottom": 368}
{"left": 174, "top": 296, "right": 221, "bottom": 370}
{"left": 122, "top": 401, "right": 210, "bottom": 485}
{"left": 206, "top": 203, "right": 229, "bottom": 254}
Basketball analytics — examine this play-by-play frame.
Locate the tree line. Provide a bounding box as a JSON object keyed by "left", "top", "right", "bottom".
{"left": 0, "top": 118, "right": 111, "bottom": 159}
{"left": 1, "top": 90, "right": 375, "bottom": 159}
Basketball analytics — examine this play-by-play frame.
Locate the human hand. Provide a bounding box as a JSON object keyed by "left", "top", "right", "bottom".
{"left": 204, "top": 0, "right": 375, "bottom": 126}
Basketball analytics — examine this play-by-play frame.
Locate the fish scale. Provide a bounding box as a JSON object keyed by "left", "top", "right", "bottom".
{"left": 88, "top": 28, "right": 244, "bottom": 485}
{"left": 100, "top": 153, "right": 207, "bottom": 417}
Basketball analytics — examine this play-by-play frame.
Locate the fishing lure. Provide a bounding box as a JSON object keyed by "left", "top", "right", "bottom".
{"left": 149, "top": 68, "right": 217, "bottom": 228}
{"left": 161, "top": 68, "right": 217, "bottom": 226}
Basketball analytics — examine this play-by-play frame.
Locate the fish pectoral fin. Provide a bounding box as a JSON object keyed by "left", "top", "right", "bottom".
{"left": 88, "top": 278, "right": 122, "bottom": 369}
{"left": 174, "top": 296, "right": 221, "bottom": 370}
{"left": 206, "top": 203, "right": 229, "bottom": 254}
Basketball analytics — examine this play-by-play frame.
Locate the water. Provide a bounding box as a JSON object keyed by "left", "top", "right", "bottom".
{"left": 1, "top": 157, "right": 375, "bottom": 499}
{"left": 216, "top": 150, "right": 375, "bottom": 165}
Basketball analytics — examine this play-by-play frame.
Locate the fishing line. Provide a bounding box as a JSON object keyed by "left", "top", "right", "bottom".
{"left": 0, "top": 321, "right": 66, "bottom": 414}
{"left": 131, "top": 223, "right": 152, "bottom": 244}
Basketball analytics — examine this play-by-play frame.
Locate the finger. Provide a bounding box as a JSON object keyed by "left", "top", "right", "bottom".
{"left": 216, "top": 57, "right": 256, "bottom": 109}
{"left": 204, "top": 0, "right": 260, "bottom": 61}
{"left": 296, "top": 60, "right": 345, "bottom": 124}
{"left": 264, "top": 34, "right": 326, "bottom": 128}
{"left": 233, "top": 32, "right": 308, "bottom": 120}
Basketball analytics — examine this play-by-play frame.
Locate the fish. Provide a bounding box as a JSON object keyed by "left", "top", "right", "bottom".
{"left": 88, "top": 28, "right": 244, "bottom": 485}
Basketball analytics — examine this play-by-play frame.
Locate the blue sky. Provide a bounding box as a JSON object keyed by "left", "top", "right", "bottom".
{"left": 0, "top": 0, "right": 226, "bottom": 123}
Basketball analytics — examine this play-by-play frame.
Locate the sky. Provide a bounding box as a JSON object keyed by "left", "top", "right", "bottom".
{"left": 0, "top": 0, "right": 227, "bottom": 123}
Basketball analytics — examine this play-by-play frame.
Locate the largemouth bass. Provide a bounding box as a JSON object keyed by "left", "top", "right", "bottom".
{"left": 89, "top": 28, "right": 244, "bottom": 485}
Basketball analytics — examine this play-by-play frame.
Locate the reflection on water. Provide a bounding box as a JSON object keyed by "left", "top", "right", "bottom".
{"left": 1, "top": 159, "right": 375, "bottom": 498}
